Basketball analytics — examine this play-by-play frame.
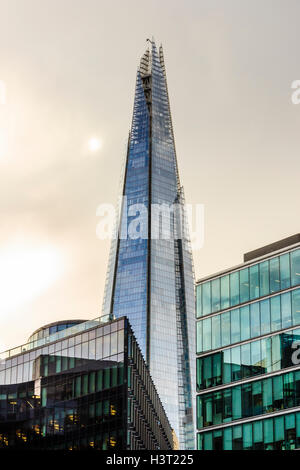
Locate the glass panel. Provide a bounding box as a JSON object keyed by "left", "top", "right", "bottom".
{"left": 231, "top": 309, "right": 240, "bottom": 344}
{"left": 203, "top": 356, "right": 212, "bottom": 388}
{"left": 259, "top": 261, "right": 269, "bottom": 297}
{"left": 202, "top": 282, "right": 211, "bottom": 315}
{"left": 292, "top": 290, "right": 300, "bottom": 326}
{"left": 196, "top": 285, "right": 202, "bottom": 318}
{"left": 223, "top": 349, "right": 231, "bottom": 384}
{"left": 270, "top": 257, "right": 280, "bottom": 293}
{"left": 249, "top": 264, "right": 259, "bottom": 300}
{"left": 280, "top": 253, "right": 291, "bottom": 290}
{"left": 239, "top": 268, "right": 249, "bottom": 304}
{"left": 273, "top": 374, "right": 283, "bottom": 411}
{"left": 220, "top": 275, "right": 230, "bottom": 310}
{"left": 221, "top": 312, "right": 230, "bottom": 347}
{"left": 253, "top": 421, "right": 263, "bottom": 449}
{"left": 196, "top": 321, "right": 203, "bottom": 354}
{"left": 211, "top": 278, "right": 221, "bottom": 312}
{"left": 223, "top": 427, "right": 232, "bottom": 450}
{"left": 211, "top": 316, "right": 221, "bottom": 350}
{"left": 263, "top": 379, "right": 273, "bottom": 413}
{"left": 203, "top": 318, "right": 212, "bottom": 352}
{"left": 291, "top": 250, "right": 300, "bottom": 287}
{"left": 243, "top": 422, "right": 253, "bottom": 449}
{"left": 281, "top": 292, "right": 292, "bottom": 329}
{"left": 232, "top": 386, "right": 242, "bottom": 420}
{"left": 230, "top": 272, "right": 239, "bottom": 307}
{"left": 270, "top": 296, "right": 281, "bottom": 332}
{"left": 260, "top": 299, "right": 270, "bottom": 335}
{"left": 240, "top": 305, "right": 250, "bottom": 341}
{"left": 241, "top": 343, "right": 251, "bottom": 379}
{"left": 251, "top": 340, "right": 261, "bottom": 377}
{"left": 231, "top": 346, "right": 242, "bottom": 381}
{"left": 250, "top": 302, "right": 260, "bottom": 338}
{"left": 264, "top": 419, "right": 274, "bottom": 449}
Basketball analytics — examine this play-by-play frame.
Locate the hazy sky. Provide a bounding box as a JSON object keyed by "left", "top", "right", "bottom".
{"left": 0, "top": 0, "right": 299, "bottom": 351}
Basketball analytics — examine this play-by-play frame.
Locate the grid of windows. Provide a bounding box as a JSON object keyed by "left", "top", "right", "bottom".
{"left": 196, "top": 242, "right": 300, "bottom": 451}
{"left": 197, "top": 329, "right": 300, "bottom": 390}
{"left": 197, "top": 288, "right": 300, "bottom": 353}
{"left": 197, "top": 411, "right": 300, "bottom": 450}
{"left": 197, "top": 369, "right": 300, "bottom": 429}
{"left": 197, "top": 249, "right": 300, "bottom": 317}
{"left": 0, "top": 318, "right": 173, "bottom": 450}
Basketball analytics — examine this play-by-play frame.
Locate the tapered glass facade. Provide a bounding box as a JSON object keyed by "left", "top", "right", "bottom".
{"left": 0, "top": 317, "right": 173, "bottom": 450}
{"left": 196, "top": 236, "right": 300, "bottom": 450}
{"left": 102, "top": 41, "right": 195, "bottom": 449}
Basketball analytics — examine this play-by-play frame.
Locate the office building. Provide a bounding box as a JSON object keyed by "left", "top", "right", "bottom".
{"left": 196, "top": 234, "right": 300, "bottom": 450}
{"left": 0, "top": 316, "right": 173, "bottom": 450}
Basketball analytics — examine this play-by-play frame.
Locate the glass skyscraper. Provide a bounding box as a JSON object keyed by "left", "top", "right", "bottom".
{"left": 102, "top": 40, "right": 195, "bottom": 449}
{"left": 196, "top": 234, "right": 300, "bottom": 450}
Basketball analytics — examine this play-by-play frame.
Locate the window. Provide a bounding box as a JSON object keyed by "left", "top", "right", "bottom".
{"left": 259, "top": 261, "right": 269, "bottom": 297}
{"left": 280, "top": 253, "right": 291, "bottom": 289}
{"left": 211, "top": 278, "right": 221, "bottom": 312}
{"left": 249, "top": 265, "right": 259, "bottom": 300}
{"left": 196, "top": 285, "right": 202, "bottom": 317}
{"left": 221, "top": 275, "right": 230, "bottom": 310}
{"left": 291, "top": 250, "right": 300, "bottom": 287}
{"left": 203, "top": 318, "right": 212, "bottom": 351}
{"left": 239, "top": 268, "right": 249, "bottom": 303}
{"left": 240, "top": 305, "right": 250, "bottom": 341}
{"left": 202, "top": 282, "right": 211, "bottom": 315}
{"left": 270, "top": 257, "right": 280, "bottom": 293}
{"left": 230, "top": 272, "right": 239, "bottom": 307}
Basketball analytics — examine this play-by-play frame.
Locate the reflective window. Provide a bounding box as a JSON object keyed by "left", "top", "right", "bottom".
{"left": 196, "top": 327, "right": 300, "bottom": 390}
{"left": 196, "top": 289, "right": 300, "bottom": 353}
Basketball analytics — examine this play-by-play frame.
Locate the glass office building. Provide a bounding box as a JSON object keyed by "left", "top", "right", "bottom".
{"left": 102, "top": 40, "right": 195, "bottom": 449}
{"left": 0, "top": 316, "right": 173, "bottom": 450}
{"left": 196, "top": 234, "right": 300, "bottom": 450}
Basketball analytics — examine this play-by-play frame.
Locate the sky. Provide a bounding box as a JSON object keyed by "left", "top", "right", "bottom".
{"left": 0, "top": 0, "right": 299, "bottom": 351}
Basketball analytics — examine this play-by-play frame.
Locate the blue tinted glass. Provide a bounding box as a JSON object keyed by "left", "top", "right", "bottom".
{"left": 292, "top": 290, "right": 300, "bottom": 325}
{"left": 280, "top": 253, "right": 291, "bottom": 290}
{"left": 281, "top": 292, "right": 292, "bottom": 329}
{"left": 221, "top": 312, "right": 231, "bottom": 347}
{"left": 239, "top": 268, "right": 249, "bottom": 303}
{"left": 260, "top": 299, "right": 270, "bottom": 335}
{"left": 249, "top": 265, "right": 259, "bottom": 300}
{"left": 230, "top": 272, "right": 239, "bottom": 307}
{"left": 270, "top": 296, "right": 281, "bottom": 332}
{"left": 231, "top": 309, "right": 240, "bottom": 343}
{"left": 202, "top": 282, "right": 212, "bottom": 315}
{"left": 259, "top": 261, "right": 269, "bottom": 297}
{"left": 221, "top": 275, "right": 230, "bottom": 310}
{"left": 203, "top": 318, "right": 212, "bottom": 351}
{"left": 240, "top": 305, "right": 250, "bottom": 341}
{"left": 211, "top": 278, "right": 221, "bottom": 312}
{"left": 270, "top": 257, "right": 280, "bottom": 293}
{"left": 250, "top": 303, "right": 260, "bottom": 338}
{"left": 212, "top": 315, "right": 221, "bottom": 350}
{"left": 291, "top": 250, "right": 300, "bottom": 287}
{"left": 196, "top": 285, "right": 202, "bottom": 318}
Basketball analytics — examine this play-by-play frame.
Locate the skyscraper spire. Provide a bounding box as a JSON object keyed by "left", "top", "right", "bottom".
{"left": 102, "top": 41, "right": 195, "bottom": 449}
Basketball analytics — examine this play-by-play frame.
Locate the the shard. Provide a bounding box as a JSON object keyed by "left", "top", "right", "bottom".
{"left": 102, "top": 40, "right": 195, "bottom": 449}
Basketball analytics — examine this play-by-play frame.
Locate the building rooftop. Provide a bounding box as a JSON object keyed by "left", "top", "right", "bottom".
{"left": 197, "top": 233, "right": 300, "bottom": 284}
{"left": 243, "top": 233, "right": 300, "bottom": 262}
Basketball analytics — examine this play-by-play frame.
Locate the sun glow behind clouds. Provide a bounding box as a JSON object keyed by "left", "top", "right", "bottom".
{"left": 88, "top": 137, "right": 102, "bottom": 152}
{"left": 0, "top": 241, "right": 64, "bottom": 318}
